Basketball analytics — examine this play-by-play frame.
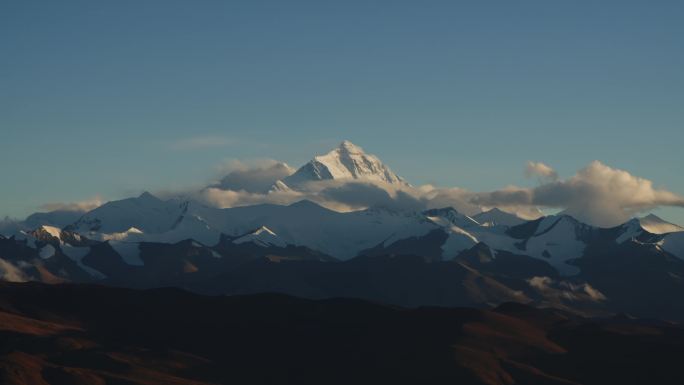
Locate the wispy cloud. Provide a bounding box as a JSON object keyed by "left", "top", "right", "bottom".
{"left": 211, "top": 159, "right": 294, "bottom": 193}
{"left": 167, "top": 136, "right": 235, "bottom": 151}
{"left": 525, "top": 161, "right": 559, "bottom": 182}
{"left": 39, "top": 196, "right": 104, "bottom": 212}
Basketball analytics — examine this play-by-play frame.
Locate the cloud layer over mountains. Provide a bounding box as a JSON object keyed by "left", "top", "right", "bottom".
{"left": 473, "top": 161, "right": 684, "bottom": 227}
{"left": 198, "top": 157, "right": 684, "bottom": 227}
{"left": 38, "top": 197, "right": 104, "bottom": 213}
{"left": 16, "top": 143, "right": 684, "bottom": 228}
{"left": 212, "top": 160, "right": 295, "bottom": 193}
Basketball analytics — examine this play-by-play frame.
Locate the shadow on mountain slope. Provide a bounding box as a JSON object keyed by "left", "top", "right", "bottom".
{"left": 0, "top": 282, "right": 682, "bottom": 385}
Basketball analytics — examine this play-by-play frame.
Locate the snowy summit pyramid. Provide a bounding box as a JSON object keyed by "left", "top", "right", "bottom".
{"left": 276, "top": 140, "right": 408, "bottom": 190}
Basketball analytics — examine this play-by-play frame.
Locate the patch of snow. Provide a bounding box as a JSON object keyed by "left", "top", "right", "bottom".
{"left": 639, "top": 214, "right": 684, "bottom": 234}
{"left": 425, "top": 208, "right": 480, "bottom": 229}
{"left": 72, "top": 193, "right": 189, "bottom": 234}
{"left": 62, "top": 245, "right": 106, "bottom": 278}
{"left": 464, "top": 216, "right": 584, "bottom": 276}
{"left": 24, "top": 210, "right": 84, "bottom": 228}
{"left": 617, "top": 219, "right": 643, "bottom": 243}
{"left": 155, "top": 216, "right": 220, "bottom": 246}
{"left": 40, "top": 225, "right": 62, "bottom": 239}
{"left": 269, "top": 180, "right": 291, "bottom": 192}
{"left": 100, "top": 227, "right": 144, "bottom": 242}
{"left": 525, "top": 217, "right": 584, "bottom": 275}
{"left": 534, "top": 216, "right": 562, "bottom": 235}
{"left": 234, "top": 226, "right": 287, "bottom": 248}
{"left": 441, "top": 226, "right": 479, "bottom": 260}
{"left": 39, "top": 244, "right": 56, "bottom": 259}
{"left": 110, "top": 242, "right": 144, "bottom": 266}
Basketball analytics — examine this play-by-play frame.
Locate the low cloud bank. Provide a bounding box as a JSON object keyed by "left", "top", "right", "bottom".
{"left": 473, "top": 161, "right": 684, "bottom": 227}
{"left": 21, "top": 158, "right": 683, "bottom": 229}
{"left": 198, "top": 160, "right": 684, "bottom": 227}
{"left": 212, "top": 160, "right": 294, "bottom": 194}
{"left": 39, "top": 197, "right": 104, "bottom": 213}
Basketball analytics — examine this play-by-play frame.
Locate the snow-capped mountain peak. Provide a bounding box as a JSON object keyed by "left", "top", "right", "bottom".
{"left": 38, "top": 225, "right": 62, "bottom": 240}
{"left": 233, "top": 226, "right": 287, "bottom": 248}
{"left": 338, "top": 139, "right": 364, "bottom": 154}
{"left": 472, "top": 208, "right": 526, "bottom": 227}
{"left": 638, "top": 214, "right": 684, "bottom": 234}
{"left": 253, "top": 226, "right": 277, "bottom": 236}
{"left": 278, "top": 141, "right": 408, "bottom": 189}
{"left": 138, "top": 191, "right": 160, "bottom": 202}
{"left": 69, "top": 193, "right": 189, "bottom": 234}
{"left": 20, "top": 225, "right": 65, "bottom": 248}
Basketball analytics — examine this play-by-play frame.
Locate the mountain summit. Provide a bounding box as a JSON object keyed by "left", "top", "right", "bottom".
{"left": 276, "top": 141, "right": 407, "bottom": 190}
{"left": 638, "top": 214, "right": 684, "bottom": 234}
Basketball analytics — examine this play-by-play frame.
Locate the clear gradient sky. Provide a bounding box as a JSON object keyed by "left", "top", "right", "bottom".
{"left": 1, "top": 1, "right": 683, "bottom": 224}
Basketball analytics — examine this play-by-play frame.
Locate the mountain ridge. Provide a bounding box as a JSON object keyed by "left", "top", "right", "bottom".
{"left": 2, "top": 141, "right": 684, "bottom": 322}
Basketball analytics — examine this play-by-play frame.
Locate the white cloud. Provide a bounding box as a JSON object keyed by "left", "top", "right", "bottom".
{"left": 198, "top": 158, "right": 684, "bottom": 228}
{"left": 472, "top": 161, "right": 684, "bottom": 227}
{"left": 165, "top": 159, "right": 684, "bottom": 228}
{"left": 31, "top": 154, "right": 674, "bottom": 231}
{"left": 212, "top": 160, "right": 294, "bottom": 193}
{"left": 39, "top": 196, "right": 103, "bottom": 213}
{"left": 525, "top": 161, "right": 558, "bottom": 182}
{"left": 200, "top": 187, "right": 304, "bottom": 209}
{"left": 199, "top": 180, "right": 417, "bottom": 212}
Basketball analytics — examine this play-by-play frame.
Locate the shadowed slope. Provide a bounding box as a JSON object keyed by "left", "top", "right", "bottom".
{"left": 0, "top": 283, "right": 682, "bottom": 385}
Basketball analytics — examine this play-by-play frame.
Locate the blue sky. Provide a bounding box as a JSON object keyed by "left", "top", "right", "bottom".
{"left": 1, "top": 1, "right": 683, "bottom": 224}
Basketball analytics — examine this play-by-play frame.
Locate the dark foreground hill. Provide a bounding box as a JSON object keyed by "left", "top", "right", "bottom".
{"left": 0, "top": 282, "right": 682, "bottom": 385}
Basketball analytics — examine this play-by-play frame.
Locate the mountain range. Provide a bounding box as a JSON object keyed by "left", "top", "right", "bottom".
{"left": 1, "top": 141, "right": 684, "bottom": 321}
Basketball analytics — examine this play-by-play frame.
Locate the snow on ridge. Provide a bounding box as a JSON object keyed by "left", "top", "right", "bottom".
{"left": 100, "top": 227, "right": 145, "bottom": 242}
{"left": 525, "top": 217, "right": 584, "bottom": 276}
{"left": 62, "top": 245, "right": 106, "bottom": 278}
{"left": 639, "top": 214, "right": 684, "bottom": 235}
{"left": 234, "top": 226, "right": 286, "bottom": 248}
{"left": 424, "top": 207, "right": 480, "bottom": 229}
{"left": 40, "top": 225, "right": 62, "bottom": 239}
{"left": 110, "top": 241, "right": 144, "bottom": 266}
{"left": 440, "top": 226, "right": 480, "bottom": 260}
{"left": 71, "top": 193, "right": 189, "bottom": 234}
{"left": 473, "top": 208, "right": 525, "bottom": 227}
{"left": 617, "top": 219, "right": 643, "bottom": 244}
